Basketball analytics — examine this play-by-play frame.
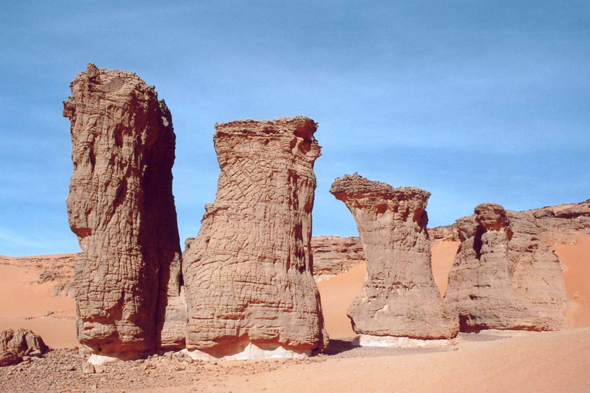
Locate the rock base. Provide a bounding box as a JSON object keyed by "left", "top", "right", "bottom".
{"left": 183, "top": 343, "right": 310, "bottom": 361}
{"left": 353, "top": 335, "right": 460, "bottom": 348}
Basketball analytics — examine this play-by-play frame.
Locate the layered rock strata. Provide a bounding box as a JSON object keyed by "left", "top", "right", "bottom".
{"left": 183, "top": 117, "right": 328, "bottom": 357}
{"left": 330, "top": 173, "right": 459, "bottom": 339}
{"left": 63, "top": 64, "right": 184, "bottom": 356}
{"left": 445, "top": 203, "right": 569, "bottom": 331}
{"left": 311, "top": 236, "right": 367, "bottom": 280}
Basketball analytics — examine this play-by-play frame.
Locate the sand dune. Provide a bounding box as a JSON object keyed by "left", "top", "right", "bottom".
{"left": 554, "top": 234, "right": 590, "bottom": 329}
{"left": 431, "top": 240, "right": 459, "bottom": 296}
{"left": 0, "top": 262, "right": 76, "bottom": 348}
{"left": 317, "top": 263, "right": 366, "bottom": 339}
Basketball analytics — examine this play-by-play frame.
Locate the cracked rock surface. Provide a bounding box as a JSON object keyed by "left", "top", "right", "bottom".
{"left": 63, "top": 64, "right": 184, "bottom": 356}
{"left": 445, "top": 203, "right": 569, "bottom": 331}
{"left": 183, "top": 117, "right": 328, "bottom": 356}
{"left": 330, "top": 173, "right": 459, "bottom": 339}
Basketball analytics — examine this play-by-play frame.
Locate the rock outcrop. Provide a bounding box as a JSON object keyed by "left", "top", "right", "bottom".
{"left": 63, "top": 64, "right": 184, "bottom": 356}
{"left": 330, "top": 173, "right": 459, "bottom": 339}
{"left": 445, "top": 203, "right": 570, "bottom": 331}
{"left": 0, "top": 329, "right": 48, "bottom": 366}
{"left": 183, "top": 117, "right": 328, "bottom": 357}
{"left": 311, "top": 236, "right": 367, "bottom": 280}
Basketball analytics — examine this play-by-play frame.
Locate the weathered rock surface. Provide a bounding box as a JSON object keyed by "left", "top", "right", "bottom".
{"left": 183, "top": 117, "right": 328, "bottom": 356}
{"left": 445, "top": 203, "right": 570, "bottom": 331}
{"left": 0, "top": 329, "right": 48, "bottom": 366}
{"left": 311, "top": 236, "right": 367, "bottom": 280}
{"left": 330, "top": 173, "right": 459, "bottom": 339}
{"left": 63, "top": 64, "right": 184, "bottom": 355}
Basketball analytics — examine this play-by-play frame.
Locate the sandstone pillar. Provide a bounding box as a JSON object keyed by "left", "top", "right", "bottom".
{"left": 63, "top": 64, "right": 184, "bottom": 356}
{"left": 330, "top": 173, "right": 458, "bottom": 339}
{"left": 183, "top": 117, "right": 328, "bottom": 357}
{"left": 445, "top": 203, "right": 568, "bottom": 331}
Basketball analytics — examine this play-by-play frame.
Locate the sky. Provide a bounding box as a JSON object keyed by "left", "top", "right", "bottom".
{"left": 1, "top": 1, "right": 589, "bottom": 256}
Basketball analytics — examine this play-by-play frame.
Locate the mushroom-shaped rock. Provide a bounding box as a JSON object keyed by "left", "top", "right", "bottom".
{"left": 183, "top": 117, "right": 328, "bottom": 358}
{"left": 330, "top": 173, "right": 459, "bottom": 339}
{"left": 63, "top": 64, "right": 184, "bottom": 356}
{"left": 445, "top": 203, "right": 569, "bottom": 331}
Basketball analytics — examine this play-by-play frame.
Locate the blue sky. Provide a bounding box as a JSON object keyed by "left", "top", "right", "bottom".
{"left": 1, "top": 1, "right": 589, "bottom": 256}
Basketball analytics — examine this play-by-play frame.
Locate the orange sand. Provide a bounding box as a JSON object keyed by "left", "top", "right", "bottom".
{"left": 553, "top": 234, "right": 590, "bottom": 329}
{"left": 317, "top": 263, "right": 366, "bottom": 339}
{"left": 0, "top": 264, "right": 77, "bottom": 348}
{"left": 431, "top": 240, "right": 460, "bottom": 296}
{"left": 152, "top": 328, "right": 590, "bottom": 393}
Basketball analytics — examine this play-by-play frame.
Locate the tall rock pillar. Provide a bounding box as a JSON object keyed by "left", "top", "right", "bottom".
{"left": 183, "top": 117, "right": 328, "bottom": 357}
{"left": 63, "top": 64, "right": 184, "bottom": 356}
{"left": 330, "top": 173, "right": 458, "bottom": 339}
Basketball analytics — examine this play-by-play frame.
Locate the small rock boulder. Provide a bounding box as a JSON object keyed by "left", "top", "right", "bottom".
{"left": 0, "top": 329, "right": 48, "bottom": 367}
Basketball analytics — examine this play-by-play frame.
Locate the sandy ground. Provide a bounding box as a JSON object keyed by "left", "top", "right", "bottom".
{"left": 316, "top": 263, "right": 366, "bottom": 339}
{"left": 554, "top": 234, "right": 590, "bottom": 329}
{"left": 0, "top": 258, "right": 77, "bottom": 348}
{"left": 180, "top": 328, "right": 590, "bottom": 393}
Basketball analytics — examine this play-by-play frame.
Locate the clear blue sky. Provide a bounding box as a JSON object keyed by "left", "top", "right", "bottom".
{"left": 1, "top": 1, "right": 589, "bottom": 256}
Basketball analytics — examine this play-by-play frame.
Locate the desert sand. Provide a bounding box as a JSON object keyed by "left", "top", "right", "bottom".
{"left": 0, "top": 256, "right": 76, "bottom": 348}
{"left": 0, "top": 237, "right": 588, "bottom": 392}
{"left": 554, "top": 234, "right": 590, "bottom": 329}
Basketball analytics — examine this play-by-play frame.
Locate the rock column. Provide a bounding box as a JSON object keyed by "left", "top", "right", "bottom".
{"left": 330, "top": 173, "right": 458, "bottom": 339}
{"left": 183, "top": 117, "right": 328, "bottom": 357}
{"left": 63, "top": 64, "right": 184, "bottom": 356}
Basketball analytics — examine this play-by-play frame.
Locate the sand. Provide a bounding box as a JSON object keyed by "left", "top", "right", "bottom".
{"left": 553, "top": 234, "right": 590, "bottom": 329}
{"left": 180, "top": 328, "right": 590, "bottom": 393}
{"left": 431, "top": 240, "right": 460, "bottom": 296}
{"left": 317, "top": 263, "right": 366, "bottom": 339}
{"left": 0, "top": 261, "right": 77, "bottom": 348}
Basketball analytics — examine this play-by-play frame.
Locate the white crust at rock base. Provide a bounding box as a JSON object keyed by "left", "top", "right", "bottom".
{"left": 354, "top": 334, "right": 461, "bottom": 348}
{"left": 182, "top": 343, "right": 310, "bottom": 361}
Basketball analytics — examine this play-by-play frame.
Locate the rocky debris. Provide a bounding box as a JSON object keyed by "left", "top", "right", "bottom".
{"left": 183, "top": 117, "right": 328, "bottom": 356}
{"left": 0, "top": 329, "right": 48, "bottom": 367}
{"left": 330, "top": 173, "right": 459, "bottom": 339}
{"left": 63, "top": 64, "right": 184, "bottom": 355}
{"left": 0, "top": 346, "right": 331, "bottom": 392}
{"left": 311, "top": 236, "right": 367, "bottom": 280}
{"left": 445, "top": 203, "right": 570, "bottom": 331}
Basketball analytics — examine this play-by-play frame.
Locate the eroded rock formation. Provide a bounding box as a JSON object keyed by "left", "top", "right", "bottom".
{"left": 330, "top": 173, "right": 459, "bottom": 339}
{"left": 183, "top": 117, "right": 328, "bottom": 357}
{"left": 311, "top": 236, "right": 367, "bottom": 280}
{"left": 63, "top": 64, "right": 184, "bottom": 356}
{"left": 445, "top": 203, "right": 569, "bottom": 331}
{"left": 0, "top": 329, "right": 48, "bottom": 367}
